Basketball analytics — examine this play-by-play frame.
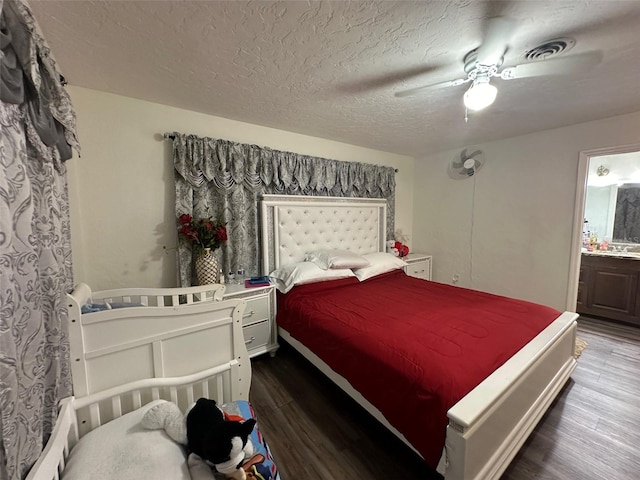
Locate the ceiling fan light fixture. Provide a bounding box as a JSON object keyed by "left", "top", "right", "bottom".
{"left": 463, "top": 77, "right": 497, "bottom": 111}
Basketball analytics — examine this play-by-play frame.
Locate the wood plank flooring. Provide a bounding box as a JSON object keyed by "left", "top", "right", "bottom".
{"left": 249, "top": 317, "right": 640, "bottom": 479}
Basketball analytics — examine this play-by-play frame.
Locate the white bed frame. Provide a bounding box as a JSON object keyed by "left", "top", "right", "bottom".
{"left": 261, "top": 194, "right": 578, "bottom": 480}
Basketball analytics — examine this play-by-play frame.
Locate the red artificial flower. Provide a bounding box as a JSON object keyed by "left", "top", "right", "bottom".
{"left": 179, "top": 225, "right": 198, "bottom": 242}
{"left": 215, "top": 226, "right": 227, "bottom": 242}
{"left": 177, "top": 213, "right": 227, "bottom": 251}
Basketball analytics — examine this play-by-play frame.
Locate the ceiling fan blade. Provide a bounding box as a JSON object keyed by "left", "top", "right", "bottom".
{"left": 476, "top": 17, "right": 517, "bottom": 66}
{"left": 336, "top": 65, "right": 444, "bottom": 94}
{"left": 500, "top": 51, "right": 603, "bottom": 79}
{"left": 394, "top": 78, "right": 468, "bottom": 98}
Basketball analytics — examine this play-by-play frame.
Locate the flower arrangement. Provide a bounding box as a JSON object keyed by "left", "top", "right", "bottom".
{"left": 177, "top": 213, "right": 227, "bottom": 252}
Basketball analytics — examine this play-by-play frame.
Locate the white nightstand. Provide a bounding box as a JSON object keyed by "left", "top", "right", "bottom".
{"left": 403, "top": 253, "right": 432, "bottom": 280}
{"left": 223, "top": 282, "right": 278, "bottom": 358}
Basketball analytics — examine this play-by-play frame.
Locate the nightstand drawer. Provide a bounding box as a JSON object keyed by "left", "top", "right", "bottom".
{"left": 243, "top": 320, "right": 270, "bottom": 351}
{"left": 405, "top": 262, "right": 429, "bottom": 280}
{"left": 242, "top": 295, "right": 270, "bottom": 326}
{"left": 223, "top": 283, "right": 278, "bottom": 358}
{"left": 404, "top": 256, "right": 432, "bottom": 280}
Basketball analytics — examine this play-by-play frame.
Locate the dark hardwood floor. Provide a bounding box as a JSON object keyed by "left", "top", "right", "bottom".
{"left": 249, "top": 317, "right": 640, "bottom": 479}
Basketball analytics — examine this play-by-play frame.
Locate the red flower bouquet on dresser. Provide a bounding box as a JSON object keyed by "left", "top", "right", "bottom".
{"left": 178, "top": 213, "right": 227, "bottom": 251}
{"left": 177, "top": 213, "right": 227, "bottom": 284}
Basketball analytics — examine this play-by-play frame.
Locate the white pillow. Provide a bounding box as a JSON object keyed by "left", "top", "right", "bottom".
{"left": 305, "top": 249, "right": 370, "bottom": 270}
{"left": 63, "top": 400, "right": 190, "bottom": 480}
{"left": 269, "top": 261, "right": 356, "bottom": 294}
{"left": 352, "top": 252, "right": 408, "bottom": 281}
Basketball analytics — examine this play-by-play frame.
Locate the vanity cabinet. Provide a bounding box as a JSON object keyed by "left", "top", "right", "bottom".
{"left": 577, "top": 254, "right": 640, "bottom": 326}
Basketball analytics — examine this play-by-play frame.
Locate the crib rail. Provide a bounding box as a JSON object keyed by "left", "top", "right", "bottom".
{"left": 74, "top": 360, "right": 239, "bottom": 437}
{"left": 25, "top": 399, "right": 77, "bottom": 480}
{"left": 90, "top": 283, "right": 226, "bottom": 306}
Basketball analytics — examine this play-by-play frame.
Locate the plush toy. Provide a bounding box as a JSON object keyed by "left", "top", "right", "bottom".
{"left": 394, "top": 241, "right": 410, "bottom": 258}
{"left": 188, "top": 398, "right": 256, "bottom": 480}
{"left": 141, "top": 401, "right": 187, "bottom": 443}
{"left": 142, "top": 398, "right": 257, "bottom": 480}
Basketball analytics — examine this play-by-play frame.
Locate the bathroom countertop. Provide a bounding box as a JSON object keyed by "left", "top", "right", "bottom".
{"left": 582, "top": 250, "right": 640, "bottom": 260}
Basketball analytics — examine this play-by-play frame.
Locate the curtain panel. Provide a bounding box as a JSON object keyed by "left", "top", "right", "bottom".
{"left": 0, "top": 1, "right": 79, "bottom": 478}
{"left": 170, "top": 133, "right": 396, "bottom": 287}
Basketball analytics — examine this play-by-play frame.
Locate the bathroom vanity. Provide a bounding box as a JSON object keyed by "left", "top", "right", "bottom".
{"left": 578, "top": 251, "right": 640, "bottom": 326}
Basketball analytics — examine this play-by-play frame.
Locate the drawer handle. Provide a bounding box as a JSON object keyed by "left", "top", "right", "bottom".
{"left": 243, "top": 310, "right": 256, "bottom": 318}
{"left": 245, "top": 336, "right": 256, "bottom": 345}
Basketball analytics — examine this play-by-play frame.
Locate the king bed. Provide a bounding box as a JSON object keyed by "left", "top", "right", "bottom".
{"left": 260, "top": 194, "right": 578, "bottom": 480}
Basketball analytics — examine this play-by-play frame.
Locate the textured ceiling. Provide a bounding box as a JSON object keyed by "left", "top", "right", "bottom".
{"left": 27, "top": 0, "right": 640, "bottom": 157}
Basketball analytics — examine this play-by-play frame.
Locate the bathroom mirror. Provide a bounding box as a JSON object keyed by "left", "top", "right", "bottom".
{"left": 584, "top": 152, "right": 640, "bottom": 245}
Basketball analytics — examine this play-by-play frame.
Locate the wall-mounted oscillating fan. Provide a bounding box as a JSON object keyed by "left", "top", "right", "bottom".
{"left": 448, "top": 148, "right": 485, "bottom": 179}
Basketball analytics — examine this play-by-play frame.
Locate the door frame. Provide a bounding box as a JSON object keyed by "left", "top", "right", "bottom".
{"left": 567, "top": 142, "right": 640, "bottom": 311}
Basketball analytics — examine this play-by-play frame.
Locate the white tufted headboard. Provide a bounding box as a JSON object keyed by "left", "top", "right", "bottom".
{"left": 260, "top": 195, "right": 387, "bottom": 274}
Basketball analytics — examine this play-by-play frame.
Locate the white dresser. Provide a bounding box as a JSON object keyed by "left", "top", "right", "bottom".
{"left": 403, "top": 253, "right": 432, "bottom": 280}
{"left": 222, "top": 283, "right": 278, "bottom": 358}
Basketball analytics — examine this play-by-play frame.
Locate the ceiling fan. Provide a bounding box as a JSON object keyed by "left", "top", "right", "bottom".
{"left": 395, "top": 17, "right": 602, "bottom": 111}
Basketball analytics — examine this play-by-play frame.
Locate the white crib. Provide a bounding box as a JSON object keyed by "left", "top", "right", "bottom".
{"left": 26, "top": 283, "right": 250, "bottom": 479}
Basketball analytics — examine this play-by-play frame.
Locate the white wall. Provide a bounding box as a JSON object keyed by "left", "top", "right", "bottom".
{"left": 413, "top": 110, "right": 640, "bottom": 311}
{"left": 67, "top": 87, "right": 415, "bottom": 291}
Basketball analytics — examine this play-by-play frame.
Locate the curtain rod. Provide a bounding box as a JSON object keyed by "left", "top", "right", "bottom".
{"left": 162, "top": 133, "right": 398, "bottom": 172}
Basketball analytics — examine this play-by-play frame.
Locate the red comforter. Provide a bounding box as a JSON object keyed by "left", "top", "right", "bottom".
{"left": 276, "top": 270, "right": 561, "bottom": 468}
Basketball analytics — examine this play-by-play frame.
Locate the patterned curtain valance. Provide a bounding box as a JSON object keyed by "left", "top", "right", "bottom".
{"left": 168, "top": 133, "right": 396, "bottom": 287}
{"left": 171, "top": 134, "right": 395, "bottom": 198}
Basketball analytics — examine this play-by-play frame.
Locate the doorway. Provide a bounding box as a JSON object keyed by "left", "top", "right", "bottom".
{"left": 567, "top": 143, "right": 640, "bottom": 318}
